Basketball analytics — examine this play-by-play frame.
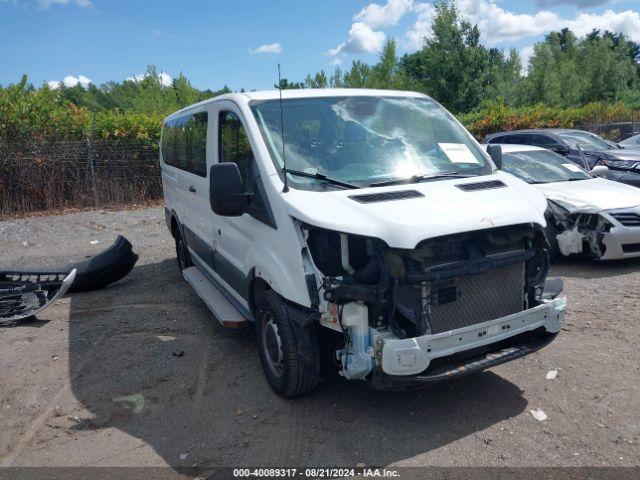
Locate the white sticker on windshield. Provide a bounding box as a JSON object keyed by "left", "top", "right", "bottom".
{"left": 438, "top": 143, "right": 479, "bottom": 164}
{"left": 562, "top": 163, "right": 583, "bottom": 173}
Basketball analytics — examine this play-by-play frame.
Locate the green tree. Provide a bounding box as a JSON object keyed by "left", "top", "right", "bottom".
{"left": 304, "top": 71, "right": 328, "bottom": 88}
{"left": 342, "top": 61, "right": 372, "bottom": 88}
{"left": 399, "top": 1, "right": 510, "bottom": 112}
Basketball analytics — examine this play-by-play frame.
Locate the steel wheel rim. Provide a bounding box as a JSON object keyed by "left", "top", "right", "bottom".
{"left": 260, "top": 311, "right": 284, "bottom": 377}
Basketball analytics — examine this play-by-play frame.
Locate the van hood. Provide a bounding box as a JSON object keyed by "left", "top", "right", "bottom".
{"left": 279, "top": 172, "right": 547, "bottom": 249}
{"left": 534, "top": 178, "right": 640, "bottom": 213}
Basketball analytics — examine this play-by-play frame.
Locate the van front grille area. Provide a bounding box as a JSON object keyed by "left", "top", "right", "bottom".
{"left": 428, "top": 262, "right": 525, "bottom": 334}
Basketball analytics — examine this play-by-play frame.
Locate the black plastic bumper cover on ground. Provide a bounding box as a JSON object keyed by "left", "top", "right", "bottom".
{"left": 68, "top": 235, "right": 138, "bottom": 293}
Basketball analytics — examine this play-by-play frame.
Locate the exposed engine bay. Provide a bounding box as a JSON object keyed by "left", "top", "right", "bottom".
{"left": 546, "top": 200, "right": 611, "bottom": 258}
{"left": 299, "top": 222, "right": 555, "bottom": 381}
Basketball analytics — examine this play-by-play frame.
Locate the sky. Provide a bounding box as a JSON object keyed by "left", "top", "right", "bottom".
{"left": 1, "top": 0, "right": 639, "bottom": 91}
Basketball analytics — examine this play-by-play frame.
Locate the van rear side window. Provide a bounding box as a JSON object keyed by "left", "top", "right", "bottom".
{"left": 162, "top": 112, "right": 208, "bottom": 177}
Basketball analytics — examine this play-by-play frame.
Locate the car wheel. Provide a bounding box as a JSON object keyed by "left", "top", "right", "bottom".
{"left": 256, "top": 290, "right": 320, "bottom": 398}
{"left": 175, "top": 229, "right": 192, "bottom": 275}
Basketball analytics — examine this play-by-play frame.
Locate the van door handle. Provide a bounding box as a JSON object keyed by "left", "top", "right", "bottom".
{"left": 188, "top": 186, "right": 197, "bottom": 193}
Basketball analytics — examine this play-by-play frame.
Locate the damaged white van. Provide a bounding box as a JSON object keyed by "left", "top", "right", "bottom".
{"left": 160, "top": 89, "right": 566, "bottom": 397}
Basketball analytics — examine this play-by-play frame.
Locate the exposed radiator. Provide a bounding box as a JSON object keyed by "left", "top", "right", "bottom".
{"left": 428, "top": 262, "right": 525, "bottom": 334}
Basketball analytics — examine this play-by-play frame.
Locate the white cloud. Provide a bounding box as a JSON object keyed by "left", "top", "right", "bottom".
{"left": 334, "top": 0, "right": 640, "bottom": 57}
{"left": 354, "top": 0, "right": 414, "bottom": 29}
{"left": 535, "top": 0, "right": 613, "bottom": 7}
{"left": 1, "top": 0, "right": 92, "bottom": 9}
{"left": 126, "top": 71, "right": 173, "bottom": 86}
{"left": 327, "top": 22, "right": 387, "bottom": 56}
{"left": 519, "top": 45, "right": 535, "bottom": 75}
{"left": 249, "top": 42, "right": 283, "bottom": 55}
{"left": 63, "top": 74, "right": 92, "bottom": 88}
{"left": 38, "top": 0, "right": 92, "bottom": 8}
{"left": 455, "top": 0, "right": 640, "bottom": 44}
{"left": 565, "top": 10, "right": 640, "bottom": 42}
{"left": 158, "top": 72, "right": 172, "bottom": 86}
{"left": 404, "top": 2, "right": 435, "bottom": 50}
{"left": 47, "top": 75, "right": 92, "bottom": 89}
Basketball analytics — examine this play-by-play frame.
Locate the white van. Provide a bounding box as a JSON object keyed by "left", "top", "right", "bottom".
{"left": 160, "top": 89, "right": 566, "bottom": 397}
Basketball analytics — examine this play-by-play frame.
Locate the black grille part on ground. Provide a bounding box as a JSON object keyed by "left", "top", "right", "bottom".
{"left": 0, "top": 270, "right": 75, "bottom": 326}
{"left": 1, "top": 236, "right": 138, "bottom": 326}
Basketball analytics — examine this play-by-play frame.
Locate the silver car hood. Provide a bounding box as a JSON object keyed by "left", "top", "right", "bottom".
{"left": 534, "top": 178, "right": 640, "bottom": 213}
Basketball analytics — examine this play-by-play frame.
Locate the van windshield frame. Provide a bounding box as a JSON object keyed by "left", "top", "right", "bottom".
{"left": 250, "top": 96, "right": 493, "bottom": 191}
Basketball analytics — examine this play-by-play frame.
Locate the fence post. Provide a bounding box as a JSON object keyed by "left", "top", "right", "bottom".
{"left": 86, "top": 111, "right": 98, "bottom": 206}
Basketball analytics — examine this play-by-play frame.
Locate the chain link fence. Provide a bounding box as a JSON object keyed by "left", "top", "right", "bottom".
{"left": 577, "top": 121, "right": 640, "bottom": 142}
{"left": 2, "top": 116, "right": 640, "bottom": 220}
{"left": 0, "top": 132, "right": 162, "bottom": 220}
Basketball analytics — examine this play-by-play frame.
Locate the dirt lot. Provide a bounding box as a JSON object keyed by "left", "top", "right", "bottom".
{"left": 1, "top": 206, "right": 639, "bottom": 469}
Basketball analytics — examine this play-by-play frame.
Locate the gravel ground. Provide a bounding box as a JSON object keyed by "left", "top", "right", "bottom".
{"left": 0, "top": 206, "right": 639, "bottom": 469}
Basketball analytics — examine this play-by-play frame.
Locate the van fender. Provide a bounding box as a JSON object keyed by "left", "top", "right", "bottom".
{"left": 248, "top": 246, "right": 311, "bottom": 308}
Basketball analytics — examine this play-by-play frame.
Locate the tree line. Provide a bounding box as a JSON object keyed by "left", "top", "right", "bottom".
{"left": 286, "top": 1, "right": 640, "bottom": 113}
{"left": 1, "top": 0, "right": 639, "bottom": 143}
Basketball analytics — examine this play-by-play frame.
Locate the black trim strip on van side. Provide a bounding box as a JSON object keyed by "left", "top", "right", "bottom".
{"left": 183, "top": 225, "right": 251, "bottom": 302}
{"left": 190, "top": 254, "right": 254, "bottom": 321}
{"left": 211, "top": 251, "right": 250, "bottom": 301}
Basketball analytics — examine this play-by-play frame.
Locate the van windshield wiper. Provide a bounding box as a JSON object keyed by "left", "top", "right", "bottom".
{"left": 283, "top": 168, "right": 359, "bottom": 189}
{"left": 369, "top": 172, "right": 475, "bottom": 187}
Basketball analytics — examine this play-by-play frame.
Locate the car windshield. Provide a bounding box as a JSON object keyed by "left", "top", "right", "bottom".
{"left": 620, "top": 134, "right": 640, "bottom": 147}
{"left": 250, "top": 96, "right": 492, "bottom": 190}
{"left": 502, "top": 150, "right": 592, "bottom": 184}
{"left": 555, "top": 131, "right": 616, "bottom": 151}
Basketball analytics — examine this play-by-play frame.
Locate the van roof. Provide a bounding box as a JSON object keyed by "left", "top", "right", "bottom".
{"left": 164, "top": 88, "right": 429, "bottom": 121}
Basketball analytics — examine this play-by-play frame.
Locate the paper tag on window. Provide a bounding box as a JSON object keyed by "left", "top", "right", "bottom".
{"left": 438, "top": 143, "right": 479, "bottom": 164}
{"left": 562, "top": 163, "right": 583, "bottom": 173}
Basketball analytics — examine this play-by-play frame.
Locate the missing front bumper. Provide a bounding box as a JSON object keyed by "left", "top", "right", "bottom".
{"left": 374, "top": 297, "right": 566, "bottom": 377}
{"left": 371, "top": 328, "right": 557, "bottom": 389}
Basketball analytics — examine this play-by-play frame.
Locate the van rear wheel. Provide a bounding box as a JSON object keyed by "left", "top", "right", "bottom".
{"left": 175, "top": 229, "right": 192, "bottom": 275}
{"left": 256, "top": 290, "right": 320, "bottom": 398}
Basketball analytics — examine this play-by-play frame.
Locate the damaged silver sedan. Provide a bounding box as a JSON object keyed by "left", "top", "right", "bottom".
{"left": 498, "top": 144, "right": 640, "bottom": 260}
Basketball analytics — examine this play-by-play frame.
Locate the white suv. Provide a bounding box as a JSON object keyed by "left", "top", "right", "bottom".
{"left": 160, "top": 89, "right": 566, "bottom": 397}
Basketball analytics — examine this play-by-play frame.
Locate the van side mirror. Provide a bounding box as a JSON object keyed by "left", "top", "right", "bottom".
{"left": 552, "top": 146, "right": 570, "bottom": 156}
{"left": 486, "top": 144, "right": 503, "bottom": 170}
{"left": 209, "top": 163, "right": 250, "bottom": 216}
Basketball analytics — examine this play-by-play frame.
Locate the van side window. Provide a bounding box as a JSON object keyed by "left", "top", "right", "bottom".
{"left": 219, "top": 111, "right": 254, "bottom": 193}
{"left": 218, "top": 110, "right": 276, "bottom": 228}
{"left": 162, "top": 112, "right": 208, "bottom": 177}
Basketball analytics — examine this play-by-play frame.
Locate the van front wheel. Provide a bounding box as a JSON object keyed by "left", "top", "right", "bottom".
{"left": 256, "top": 291, "right": 320, "bottom": 398}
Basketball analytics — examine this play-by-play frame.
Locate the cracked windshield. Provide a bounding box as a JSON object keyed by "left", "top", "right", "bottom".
{"left": 252, "top": 96, "right": 492, "bottom": 190}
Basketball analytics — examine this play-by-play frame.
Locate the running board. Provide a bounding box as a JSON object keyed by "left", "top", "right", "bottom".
{"left": 183, "top": 267, "right": 247, "bottom": 328}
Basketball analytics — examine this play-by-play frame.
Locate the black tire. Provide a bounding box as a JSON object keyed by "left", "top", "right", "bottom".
{"left": 256, "top": 290, "right": 321, "bottom": 398}
{"left": 175, "top": 228, "right": 192, "bottom": 276}
{"left": 545, "top": 221, "right": 561, "bottom": 262}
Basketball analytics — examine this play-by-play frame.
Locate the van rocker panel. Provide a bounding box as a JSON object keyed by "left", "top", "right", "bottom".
{"left": 377, "top": 297, "right": 566, "bottom": 376}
